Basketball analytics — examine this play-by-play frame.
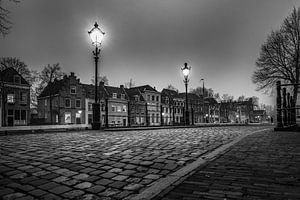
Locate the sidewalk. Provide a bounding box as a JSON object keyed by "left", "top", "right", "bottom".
{"left": 154, "top": 130, "right": 300, "bottom": 200}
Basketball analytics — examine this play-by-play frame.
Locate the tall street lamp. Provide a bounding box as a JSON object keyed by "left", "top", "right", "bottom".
{"left": 200, "top": 78, "right": 205, "bottom": 123}
{"left": 88, "top": 22, "right": 105, "bottom": 130}
{"left": 181, "top": 63, "right": 191, "bottom": 126}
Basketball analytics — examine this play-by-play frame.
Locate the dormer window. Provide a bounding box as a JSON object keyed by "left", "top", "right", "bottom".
{"left": 121, "top": 94, "right": 125, "bottom": 99}
{"left": 112, "top": 93, "right": 117, "bottom": 98}
{"left": 14, "top": 75, "right": 21, "bottom": 84}
{"left": 70, "top": 86, "right": 76, "bottom": 94}
{"left": 134, "top": 95, "right": 139, "bottom": 101}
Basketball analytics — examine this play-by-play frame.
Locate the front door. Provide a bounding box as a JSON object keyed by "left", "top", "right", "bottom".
{"left": 7, "top": 116, "right": 13, "bottom": 126}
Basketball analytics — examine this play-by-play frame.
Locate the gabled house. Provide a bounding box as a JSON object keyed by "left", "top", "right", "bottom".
{"left": 37, "top": 72, "right": 85, "bottom": 124}
{"left": 0, "top": 67, "right": 30, "bottom": 126}
{"left": 125, "top": 87, "right": 147, "bottom": 126}
{"left": 127, "top": 85, "right": 161, "bottom": 126}
{"left": 83, "top": 82, "right": 129, "bottom": 127}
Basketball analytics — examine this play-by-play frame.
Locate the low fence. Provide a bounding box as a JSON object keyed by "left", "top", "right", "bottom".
{"left": 275, "top": 81, "right": 300, "bottom": 130}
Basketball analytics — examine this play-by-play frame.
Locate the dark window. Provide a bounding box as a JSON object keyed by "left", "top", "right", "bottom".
{"left": 8, "top": 109, "right": 13, "bottom": 115}
{"left": 15, "top": 110, "right": 20, "bottom": 120}
{"left": 20, "top": 92, "right": 27, "bottom": 104}
{"left": 76, "top": 99, "right": 81, "bottom": 108}
{"left": 70, "top": 86, "right": 76, "bottom": 94}
{"left": 21, "top": 110, "right": 26, "bottom": 120}
{"left": 14, "top": 75, "right": 21, "bottom": 84}
{"left": 101, "top": 103, "right": 105, "bottom": 111}
{"left": 65, "top": 98, "right": 71, "bottom": 108}
{"left": 152, "top": 95, "right": 155, "bottom": 101}
{"left": 156, "top": 96, "right": 159, "bottom": 101}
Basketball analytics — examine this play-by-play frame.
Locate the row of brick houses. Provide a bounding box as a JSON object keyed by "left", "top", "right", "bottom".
{"left": 35, "top": 72, "right": 262, "bottom": 127}
{"left": 0, "top": 69, "right": 266, "bottom": 127}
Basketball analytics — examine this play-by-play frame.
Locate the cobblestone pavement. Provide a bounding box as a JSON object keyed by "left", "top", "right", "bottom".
{"left": 0, "top": 126, "right": 267, "bottom": 200}
{"left": 156, "top": 130, "right": 300, "bottom": 200}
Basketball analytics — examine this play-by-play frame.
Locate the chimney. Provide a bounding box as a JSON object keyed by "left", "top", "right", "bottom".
{"left": 100, "top": 81, "right": 104, "bottom": 87}
{"left": 77, "top": 78, "right": 80, "bottom": 83}
{"left": 120, "top": 85, "right": 124, "bottom": 89}
{"left": 71, "top": 72, "right": 75, "bottom": 77}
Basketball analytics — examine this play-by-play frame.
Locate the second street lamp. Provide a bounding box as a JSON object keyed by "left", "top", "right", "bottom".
{"left": 181, "top": 63, "right": 191, "bottom": 126}
{"left": 88, "top": 22, "right": 105, "bottom": 130}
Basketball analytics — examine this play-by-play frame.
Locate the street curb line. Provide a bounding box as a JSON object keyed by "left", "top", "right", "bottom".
{"left": 131, "top": 128, "right": 272, "bottom": 200}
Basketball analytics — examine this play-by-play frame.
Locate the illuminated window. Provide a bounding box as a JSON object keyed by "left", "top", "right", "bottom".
{"left": 117, "top": 106, "right": 121, "bottom": 112}
{"left": 88, "top": 102, "right": 92, "bottom": 111}
{"left": 122, "top": 105, "right": 127, "bottom": 112}
{"left": 7, "top": 94, "right": 15, "bottom": 103}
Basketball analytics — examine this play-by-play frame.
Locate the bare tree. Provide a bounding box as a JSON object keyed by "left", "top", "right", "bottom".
{"left": 91, "top": 75, "right": 109, "bottom": 86}
{"left": 165, "top": 84, "right": 178, "bottom": 92}
{"left": 221, "top": 94, "right": 234, "bottom": 102}
{"left": 37, "top": 63, "right": 65, "bottom": 124}
{"left": 0, "top": 0, "right": 20, "bottom": 37}
{"left": 253, "top": 7, "right": 300, "bottom": 103}
{"left": 125, "top": 78, "right": 135, "bottom": 89}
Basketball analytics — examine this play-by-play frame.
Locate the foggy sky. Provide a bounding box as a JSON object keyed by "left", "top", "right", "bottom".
{"left": 1, "top": 0, "right": 300, "bottom": 105}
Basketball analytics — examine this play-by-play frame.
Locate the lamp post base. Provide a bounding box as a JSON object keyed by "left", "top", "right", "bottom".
{"left": 92, "top": 103, "right": 101, "bottom": 130}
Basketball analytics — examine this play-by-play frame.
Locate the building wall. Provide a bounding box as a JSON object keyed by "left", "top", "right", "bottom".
{"left": 143, "top": 91, "right": 161, "bottom": 126}
{"left": 3, "top": 84, "right": 30, "bottom": 126}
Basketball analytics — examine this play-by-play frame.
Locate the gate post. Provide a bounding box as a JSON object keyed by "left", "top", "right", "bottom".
{"left": 283, "top": 88, "right": 287, "bottom": 126}
{"left": 291, "top": 96, "right": 296, "bottom": 125}
{"left": 276, "top": 81, "right": 283, "bottom": 128}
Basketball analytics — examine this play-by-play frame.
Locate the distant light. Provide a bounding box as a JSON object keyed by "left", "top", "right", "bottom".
{"left": 78, "top": 110, "right": 82, "bottom": 114}
{"left": 88, "top": 22, "right": 105, "bottom": 47}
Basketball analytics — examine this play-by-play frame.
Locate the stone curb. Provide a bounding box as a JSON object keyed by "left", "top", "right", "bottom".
{"left": 132, "top": 128, "right": 272, "bottom": 200}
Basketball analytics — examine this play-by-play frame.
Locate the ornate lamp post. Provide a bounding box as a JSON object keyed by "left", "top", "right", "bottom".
{"left": 181, "top": 63, "right": 191, "bottom": 126}
{"left": 200, "top": 78, "right": 205, "bottom": 123}
{"left": 88, "top": 22, "right": 105, "bottom": 130}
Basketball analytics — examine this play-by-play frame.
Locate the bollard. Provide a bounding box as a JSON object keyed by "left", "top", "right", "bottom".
{"left": 287, "top": 93, "right": 291, "bottom": 125}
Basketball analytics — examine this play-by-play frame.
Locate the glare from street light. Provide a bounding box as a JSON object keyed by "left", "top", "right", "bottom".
{"left": 88, "top": 22, "right": 105, "bottom": 47}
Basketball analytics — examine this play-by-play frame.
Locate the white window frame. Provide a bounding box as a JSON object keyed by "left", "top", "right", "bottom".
{"left": 75, "top": 99, "right": 81, "bottom": 108}
{"left": 112, "top": 93, "right": 117, "bottom": 98}
{"left": 65, "top": 98, "right": 71, "bottom": 108}
{"left": 70, "top": 86, "right": 76, "bottom": 94}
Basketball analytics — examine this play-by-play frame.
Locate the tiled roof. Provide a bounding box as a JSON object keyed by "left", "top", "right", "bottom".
{"left": 130, "top": 85, "right": 158, "bottom": 93}
{"left": 38, "top": 79, "right": 65, "bottom": 98}
{"left": 125, "top": 88, "right": 145, "bottom": 101}
{"left": 0, "top": 67, "right": 29, "bottom": 85}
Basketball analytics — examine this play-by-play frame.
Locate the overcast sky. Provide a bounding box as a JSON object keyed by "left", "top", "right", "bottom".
{"left": 1, "top": 0, "right": 300, "bottom": 105}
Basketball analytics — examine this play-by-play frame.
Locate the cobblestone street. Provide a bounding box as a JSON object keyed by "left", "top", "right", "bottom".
{"left": 0, "top": 126, "right": 267, "bottom": 200}
{"left": 156, "top": 130, "right": 300, "bottom": 200}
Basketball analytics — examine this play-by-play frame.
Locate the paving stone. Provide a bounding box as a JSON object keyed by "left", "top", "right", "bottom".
{"left": 62, "top": 190, "right": 85, "bottom": 199}
{"left": 144, "top": 174, "right": 161, "bottom": 180}
{"left": 73, "top": 173, "right": 89, "bottom": 180}
{"left": 40, "top": 193, "right": 62, "bottom": 200}
{"left": 86, "top": 185, "right": 106, "bottom": 193}
{"left": 123, "top": 183, "right": 144, "bottom": 191}
{"left": 0, "top": 188, "right": 14, "bottom": 196}
{"left": 109, "top": 181, "right": 127, "bottom": 189}
{"left": 49, "top": 185, "right": 72, "bottom": 194}
{"left": 38, "top": 182, "right": 60, "bottom": 190}
{"left": 53, "top": 176, "right": 69, "bottom": 183}
{"left": 108, "top": 168, "right": 123, "bottom": 173}
{"left": 95, "top": 179, "right": 113, "bottom": 186}
{"left": 29, "top": 189, "right": 47, "bottom": 197}
{"left": 62, "top": 179, "right": 79, "bottom": 186}
{"left": 112, "top": 175, "right": 128, "bottom": 181}
{"left": 101, "top": 172, "right": 117, "bottom": 179}
{"left": 10, "top": 173, "right": 27, "bottom": 179}
{"left": 75, "top": 182, "right": 93, "bottom": 189}
{"left": 99, "top": 188, "right": 121, "bottom": 197}
{"left": 3, "top": 192, "right": 25, "bottom": 200}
